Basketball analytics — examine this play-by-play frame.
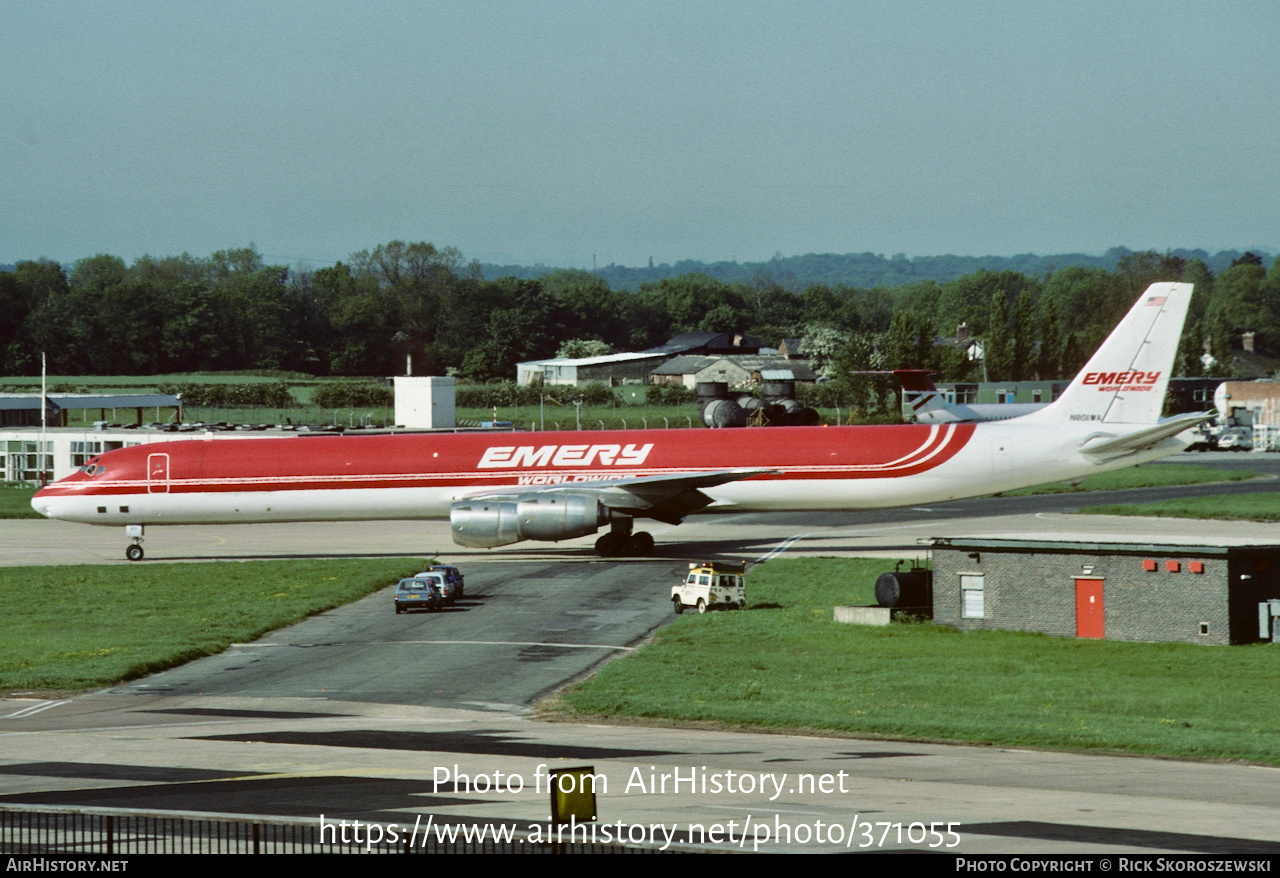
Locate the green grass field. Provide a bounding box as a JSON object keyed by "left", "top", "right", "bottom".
{"left": 0, "top": 484, "right": 41, "bottom": 519}
{"left": 997, "top": 463, "right": 1261, "bottom": 496}
{"left": 549, "top": 558, "right": 1280, "bottom": 764}
{"left": 4, "top": 555, "right": 1277, "bottom": 763}
{"left": 0, "top": 559, "right": 423, "bottom": 692}
{"left": 1079, "top": 492, "right": 1280, "bottom": 522}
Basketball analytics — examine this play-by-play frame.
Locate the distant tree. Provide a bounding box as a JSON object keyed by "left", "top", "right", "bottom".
{"left": 800, "top": 284, "right": 860, "bottom": 332}
{"left": 1174, "top": 319, "right": 1205, "bottom": 378}
{"left": 1181, "top": 258, "right": 1215, "bottom": 325}
{"left": 15, "top": 259, "right": 72, "bottom": 373}
{"left": 1037, "top": 298, "right": 1063, "bottom": 379}
{"left": 886, "top": 310, "right": 936, "bottom": 371}
{"left": 984, "top": 291, "right": 1012, "bottom": 381}
{"left": 556, "top": 339, "right": 613, "bottom": 359}
{"left": 914, "top": 312, "right": 936, "bottom": 368}
{"left": 1061, "top": 331, "right": 1089, "bottom": 377}
{"left": 542, "top": 269, "right": 626, "bottom": 348}
{"left": 313, "top": 260, "right": 392, "bottom": 375}
{"left": 1040, "top": 266, "right": 1109, "bottom": 336}
{"left": 207, "top": 247, "right": 294, "bottom": 370}
{"left": 854, "top": 287, "right": 895, "bottom": 332}
{"left": 351, "top": 240, "right": 471, "bottom": 375}
{"left": 1208, "top": 311, "right": 1234, "bottom": 376}
{"left": 937, "top": 269, "right": 1037, "bottom": 337}
{"left": 936, "top": 343, "right": 973, "bottom": 383}
{"left": 1210, "top": 261, "right": 1275, "bottom": 352}
{"left": 1011, "top": 290, "right": 1036, "bottom": 381}
{"left": 635, "top": 273, "right": 745, "bottom": 335}
{"left": 0, "top": 270, "right": 31, "bottom": 373}
{"left": 70, "top": 254, "right": 167, "bottom": 374}
{"left": 798, "top": 325, "right": 849, "bottom": 378}
{"left": 460, "top": 278, "right": 557, "bottom": 381}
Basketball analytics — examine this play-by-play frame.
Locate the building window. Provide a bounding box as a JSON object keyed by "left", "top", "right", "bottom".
{"left": 961, "top": 574, "right": 985, "bottom": 619}
{"left": 71, "top": 441, "right": 103, "bottom": 468}
{"left": 7, "top": 440, "right": 52, "bottom": 483}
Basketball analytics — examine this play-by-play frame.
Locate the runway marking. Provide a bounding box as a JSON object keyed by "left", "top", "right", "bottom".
{"left": 0, "top": 719, "right": 252, "bottom": 736}
{"left": 757, "top": 532, "right": 814, "bottom": 562}
{"left": 3, "top": 700, "right": 69, "bottom": 719}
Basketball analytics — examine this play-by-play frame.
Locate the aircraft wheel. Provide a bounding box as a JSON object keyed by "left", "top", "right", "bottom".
{"left": 696, "top": 599, "right": 707, "bottom": 614}
{"left": 595, "top": 534, "right": 622, "bottom": 557}
{"left": 628, "top": 532, "right": 655, "bottom": 556}
{"left": 672, "top": 598, "right": 683, "bottom": 615}
{"left": 126, "top": 545, "right": 144, "bottom": 562}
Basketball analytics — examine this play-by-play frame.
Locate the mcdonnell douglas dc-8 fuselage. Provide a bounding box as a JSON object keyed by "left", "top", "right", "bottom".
{"left": 34, "top": 283, "right": 1207, "bottom": 560}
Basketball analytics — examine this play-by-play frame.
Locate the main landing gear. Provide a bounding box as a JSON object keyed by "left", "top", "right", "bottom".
{"left": 125, "top": 524, "right": 145, "bottom": 561}
{"left": 593, "top": 517, "right": 655, "bottom": 557}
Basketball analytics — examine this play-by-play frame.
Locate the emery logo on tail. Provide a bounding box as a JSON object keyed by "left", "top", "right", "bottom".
{"left": 1082, "top": 371, "right": 1161, "bottom": 391}
{"left": 478, "top": 443, "right": 655, "bottom": 469}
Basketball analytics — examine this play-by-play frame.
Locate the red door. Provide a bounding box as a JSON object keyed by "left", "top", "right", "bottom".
{"left": 1075, "top": 578, "right": 1104, "bottom": 638}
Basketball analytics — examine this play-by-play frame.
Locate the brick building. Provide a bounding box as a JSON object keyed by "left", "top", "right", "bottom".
{"left": 930, "top": 538, "right": 1280, "bottom": 645}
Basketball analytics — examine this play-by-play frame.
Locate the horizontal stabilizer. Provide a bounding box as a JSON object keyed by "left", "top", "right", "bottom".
{"left": 1078, "top": 412, "right": 1213, "bottom": 462}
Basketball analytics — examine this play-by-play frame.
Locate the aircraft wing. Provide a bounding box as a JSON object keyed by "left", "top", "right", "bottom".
{"left": 466, "top": 468, "right": 773, "bottom": 524}
{"left": 1078, "top": 412, "right": 1215, "bottom": 462}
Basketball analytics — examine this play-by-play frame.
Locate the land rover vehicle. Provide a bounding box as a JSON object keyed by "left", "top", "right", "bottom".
{"left": 672, "top": 561, "right": 746, "bottom": 614}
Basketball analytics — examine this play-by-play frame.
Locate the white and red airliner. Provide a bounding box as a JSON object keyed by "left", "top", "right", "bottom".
{"left": 33, "top": 283, "right": 1206, "bottom": 560}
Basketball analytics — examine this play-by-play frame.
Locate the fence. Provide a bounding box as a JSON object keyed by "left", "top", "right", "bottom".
{"left": 0, "top": 804, "right": 678, "bottom": 854}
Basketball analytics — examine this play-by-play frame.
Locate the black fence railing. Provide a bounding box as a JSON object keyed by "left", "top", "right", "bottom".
{"left": 1, "top": 805, "right": 681, "bottom": 854}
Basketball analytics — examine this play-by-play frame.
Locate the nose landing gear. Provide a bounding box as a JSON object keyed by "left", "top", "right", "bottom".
{"left": 125, "top": 524, "right": 145, "bottom": 561}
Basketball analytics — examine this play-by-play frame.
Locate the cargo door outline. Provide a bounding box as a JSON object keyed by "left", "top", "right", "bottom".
{"left": 147, "top": 453, "right": 170, "bottom": 494}
{"left": 1075, "top": 577, "right": 1104, "bottom": 639}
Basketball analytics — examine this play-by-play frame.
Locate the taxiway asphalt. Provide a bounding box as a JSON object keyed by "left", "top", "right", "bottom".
{"left": 2, "top": 453, "right": 1278, "bottom": 853}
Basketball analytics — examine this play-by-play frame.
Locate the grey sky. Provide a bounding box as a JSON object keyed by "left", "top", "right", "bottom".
{"left": 5, "top": 1, "right": 1278, "bottom": 270}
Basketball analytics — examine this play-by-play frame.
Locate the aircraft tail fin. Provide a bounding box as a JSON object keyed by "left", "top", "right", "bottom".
{"left": 893, "top": 370, "right": 948, "bottom": 420}
{"left": 1030, "top": 282, "right": 1193, "bottom": 426}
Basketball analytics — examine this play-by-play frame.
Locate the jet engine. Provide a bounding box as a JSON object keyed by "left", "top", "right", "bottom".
{"left": 450, "top": 493, "right": 609, "bottom": 548}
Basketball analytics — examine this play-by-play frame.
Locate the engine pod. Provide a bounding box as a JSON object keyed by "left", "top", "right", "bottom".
{"left": 450, "top": 493, "right": 608, "bottom": 547}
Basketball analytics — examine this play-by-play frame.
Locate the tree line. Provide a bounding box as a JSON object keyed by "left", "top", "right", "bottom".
{"left": 2, "top": 243, "right": 1277, "bottom": 388}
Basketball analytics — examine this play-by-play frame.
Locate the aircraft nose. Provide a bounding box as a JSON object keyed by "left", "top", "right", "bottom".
{"left": 31, "top": 485, "right": 58, "bottom": 518}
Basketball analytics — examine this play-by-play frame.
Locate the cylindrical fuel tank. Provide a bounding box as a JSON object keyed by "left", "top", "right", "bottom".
{"left": 875, "top": 570, "right": 932, "bottom": 608}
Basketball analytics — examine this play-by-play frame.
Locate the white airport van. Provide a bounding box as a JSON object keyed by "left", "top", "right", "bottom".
{"left": 672, "top": 561, "right": 747, "bottom": 614}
